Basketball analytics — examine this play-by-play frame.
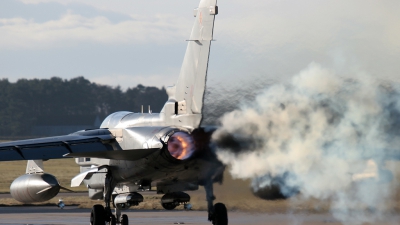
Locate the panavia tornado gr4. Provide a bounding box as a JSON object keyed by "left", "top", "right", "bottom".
{"left": 0, "top": 0, "right": 227, "bottom": 224}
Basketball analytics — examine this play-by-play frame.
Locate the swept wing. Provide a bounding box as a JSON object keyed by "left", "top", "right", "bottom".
{"left": 0, "top": 129, "right": 159, "bottom": 161}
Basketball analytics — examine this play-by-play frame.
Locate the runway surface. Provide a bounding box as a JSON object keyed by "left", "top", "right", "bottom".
{"left": 0, "top": 206, "right": 399, "bottom": 225}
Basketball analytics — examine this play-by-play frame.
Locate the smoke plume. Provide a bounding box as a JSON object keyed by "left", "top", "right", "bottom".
{"left": 213, "top": 63, "right": 400, "bottom": 224}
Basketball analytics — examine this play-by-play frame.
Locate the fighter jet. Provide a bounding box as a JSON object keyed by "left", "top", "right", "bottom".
{"left": 0, "top": 0, "right": 227, "bottom": 224}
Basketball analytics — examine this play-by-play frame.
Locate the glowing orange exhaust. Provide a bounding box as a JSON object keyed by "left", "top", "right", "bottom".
{"left": 167, "top": 132, "right": 195, "bottom": 160}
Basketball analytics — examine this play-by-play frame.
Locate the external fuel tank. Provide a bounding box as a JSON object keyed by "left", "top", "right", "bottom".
{"left": 10, "top": 173, "right": 60, "bottom": 203}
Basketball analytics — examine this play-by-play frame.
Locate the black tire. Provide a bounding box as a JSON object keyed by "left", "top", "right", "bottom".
{"left": 213, "top": 203, "right": 228, "bottom": 225}
{"left": 162, "top": 203, "right": 177, "bottom": 210}
{"left": 109, "top": 215, "right": 116, "bottom": 225}
{"left": 121, "top": 214, "right": 129, "bottom": 225}
{"left": 90, "top": 204, "right": 105, "bottom": 225}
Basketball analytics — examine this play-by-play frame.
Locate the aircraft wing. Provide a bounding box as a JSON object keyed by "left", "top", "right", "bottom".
{"left": 0, "top": 129, "right": 160, "bottom": 161}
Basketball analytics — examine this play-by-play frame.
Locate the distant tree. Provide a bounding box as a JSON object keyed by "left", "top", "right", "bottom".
{"left": 125, "top": 84, "right": 168, "bottom": 113}
{"left": 0, "top": 77, "right": 168, "bottom": 137}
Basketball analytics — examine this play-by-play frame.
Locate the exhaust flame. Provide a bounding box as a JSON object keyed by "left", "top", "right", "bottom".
{"left": 212, "top": 63, "right": 400, "bottom": 224}
{"left": 167, "top": 132, "right": 195, "bottom": 160}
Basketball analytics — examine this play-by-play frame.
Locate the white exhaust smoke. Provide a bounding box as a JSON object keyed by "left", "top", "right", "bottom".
{"left": 213, "top": 63, "right": 400, "bottom": 224}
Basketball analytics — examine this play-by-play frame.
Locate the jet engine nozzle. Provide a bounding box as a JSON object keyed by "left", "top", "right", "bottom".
{"left": 10, "top": 173, "right": 60, "bottom": 203}
{"left": 167, "top": 132, "right": 195, "bottom": 160}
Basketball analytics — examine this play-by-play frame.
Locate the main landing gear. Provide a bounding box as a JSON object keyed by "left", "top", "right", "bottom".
{"left": 89, "top": 172, "right": 228, "bottom": 225}
{"left": 158, "top": 181, "right": 228, "bottom": 225}
{"left": 90, "top": 205, "right": 128, "bottom": 225}
{"left": 205, "top": 181, "right": 228, "bottom": 225}
{"left": 90, "top": 172, "right": 129, "bottom": 225}
{"left": 158, "top": 182, "right": 227, "bottom": 225}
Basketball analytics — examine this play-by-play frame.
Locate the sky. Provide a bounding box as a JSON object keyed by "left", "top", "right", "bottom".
{"left": 1, "top": 0, "right": 400, "bottom": 91}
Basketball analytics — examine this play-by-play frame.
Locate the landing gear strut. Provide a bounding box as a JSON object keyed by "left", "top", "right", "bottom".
{"left": 90, "top": 171, "right": 128, "bottom": 225}
{"left": 205, "top": 180, "right": 228, "bottom": 225}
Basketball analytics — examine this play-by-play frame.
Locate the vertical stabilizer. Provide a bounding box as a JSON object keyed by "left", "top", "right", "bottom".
{"left": 163, "top": 0, "right": 217, "bottom": 128}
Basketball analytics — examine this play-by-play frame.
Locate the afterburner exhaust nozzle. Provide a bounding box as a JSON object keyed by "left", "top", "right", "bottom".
{"left": 167, "top": 132, "right": 195, "bottom": 160}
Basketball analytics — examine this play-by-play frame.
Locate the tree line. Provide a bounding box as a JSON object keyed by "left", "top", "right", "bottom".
{"left": 0, "top": 77, "right": 168, "bottom": 137}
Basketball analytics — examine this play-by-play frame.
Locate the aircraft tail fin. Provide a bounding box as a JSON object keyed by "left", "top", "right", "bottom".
{"left": 162, "top": 0, "right": 218, "bottom": 128}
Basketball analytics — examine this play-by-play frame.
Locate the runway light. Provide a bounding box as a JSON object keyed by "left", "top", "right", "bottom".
{"left": 167, "top": 132, "right": 195, "bottom": 160}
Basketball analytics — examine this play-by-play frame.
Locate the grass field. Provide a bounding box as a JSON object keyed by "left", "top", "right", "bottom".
{"left": 0, "top": 155, "right": 399, "bottom": 214}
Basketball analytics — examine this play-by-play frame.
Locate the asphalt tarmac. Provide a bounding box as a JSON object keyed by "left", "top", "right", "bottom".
{"left": 0, "top": 206, "right": 399, "bottom": 225}
{"left": 1, "top": 193, "right": 400, "bottom": 225}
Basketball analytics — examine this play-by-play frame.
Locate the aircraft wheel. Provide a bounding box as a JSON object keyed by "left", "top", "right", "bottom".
{"left": 109, "top": 215, "right": 116, "bottom": 225}
{"left": 162, "top": 203, "right": 177, "bottom": 210}
{"left": 212, "top": 203, "right": 228, "bottom": 225}
{"left": 121, "top": 214, "right": 129, "bottom": 225}
{"left": 90, "top": 204, "right": 105, "bottom": 225}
